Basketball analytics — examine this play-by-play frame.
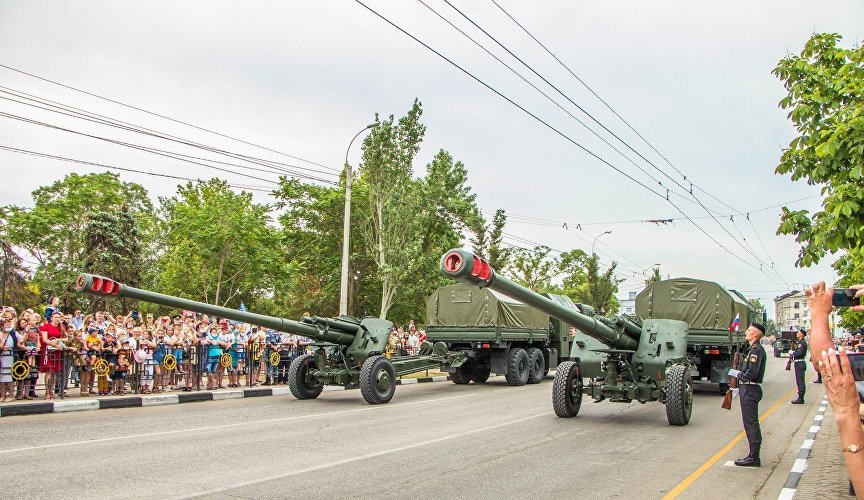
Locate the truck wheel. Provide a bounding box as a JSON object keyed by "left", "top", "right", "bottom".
{"left": 526, "top": 347, "right": 545, "bottom": 384}
{"left": 552, "top": 361, "right": 582, "bottom": 418}
{"left": 471, "top": 366, "right": 491, "bottom": 383}
{"left": 450, "top": 362, "right": 473, "bottom": 385}
{"left": 505, "top": 348, "right": 529, "bottom": 386}
{"left": 288, "top": 353, "right": 323, "bottom": 400}
{"left": 665, "top": 364, "right": 693, "bottom": 426}
{"left": 360, "top": 355, "right": 396, "bottom": 405}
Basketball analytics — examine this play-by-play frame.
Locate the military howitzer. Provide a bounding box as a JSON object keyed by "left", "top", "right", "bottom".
{"left": 73, "top": 274, "right": 444, "bottom": 404}
{"left": 440, "top": 249, "right": 694, "bottom": 426}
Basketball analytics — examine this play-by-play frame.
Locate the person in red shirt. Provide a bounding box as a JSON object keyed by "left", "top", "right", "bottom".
{"left": 39, "top": 311, "right": 67, "bottom": 400}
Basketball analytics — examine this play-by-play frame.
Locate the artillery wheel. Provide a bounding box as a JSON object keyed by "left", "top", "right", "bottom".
{"left": 360, "top": 355, "right": 396, "bottom": 405}
{"left": 526, "top": 348, "right": 545, "bottom": 384}
{"left": 504, "top": 348, "right": 529, "bottom": 386}
{"left": 471, "top": 366, "right": 491, "bottom": 383}
{"left": 552, "top": 361, "right": 582, "bottom": 418}
{"left": 665, "top": 364, "right": 693, "bottom": 426}
{"left": 288, "top": 354, "right": 323, "bottom": 400}
{"left": 450, "top": 362, "right": 473, "bottom": 385}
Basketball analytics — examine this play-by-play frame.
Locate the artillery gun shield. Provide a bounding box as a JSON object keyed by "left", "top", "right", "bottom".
{"left": 288, "top": 353, "right": 323, "bottom": 400}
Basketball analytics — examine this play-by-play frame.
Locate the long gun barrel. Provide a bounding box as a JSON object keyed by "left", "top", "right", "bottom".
{"left": 440, "top": 249, "right": 639, "bottom": 351}
{"left": 74, "top": 273, "right": 356, "bottom": 345}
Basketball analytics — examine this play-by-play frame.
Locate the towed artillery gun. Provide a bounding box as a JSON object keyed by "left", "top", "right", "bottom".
{"left": 74, "top": 273, "right": 449, "bottom": 405}
{"left": 440, "top": 249, "right": 695, "bottom": 425}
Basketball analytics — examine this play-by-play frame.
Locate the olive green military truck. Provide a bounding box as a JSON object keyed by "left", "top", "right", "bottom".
{"left": 425, "top": 284, "right": 578, "bottom": 386}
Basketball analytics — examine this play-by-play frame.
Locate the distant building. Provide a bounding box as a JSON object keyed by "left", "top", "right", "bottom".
{"left": 774, "top": 290, "right": 809, "bottom": 331}
{"left": 620, "top": 291, "right": 637, "bottom": 316}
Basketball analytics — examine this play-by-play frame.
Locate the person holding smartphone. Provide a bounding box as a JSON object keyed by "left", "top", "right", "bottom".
{"left": 806, "top": 282, "right": 864, "bottom": 495}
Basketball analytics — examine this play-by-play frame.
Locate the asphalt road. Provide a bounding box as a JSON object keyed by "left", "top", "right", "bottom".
{"left": 2, "top": 353, "right": 820, "bottom": 499}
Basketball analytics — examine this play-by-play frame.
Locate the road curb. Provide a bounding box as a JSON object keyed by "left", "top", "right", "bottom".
{"left": 0, "top": 376, "right": 451, "bottom": 418}
{"left": 777, "top": 395, "right": 828, "bottom": 500}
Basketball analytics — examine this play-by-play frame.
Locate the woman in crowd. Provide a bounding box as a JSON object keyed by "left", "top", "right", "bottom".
{"left": 39, "top": 311, "right": 67, "bottom": 400}
{"left": 0, "top": 317, "right": 18, "bottom": 401}
{"left": 151, "top": 325, "right": 167, "bottom": 392}
{"left": 180, "top": 322, "right": 196, "bottom": 391}
{"left": 137, "top": 328, "right": 155, "bottom": 394}
{"left": 204, "top": 324, "right": 223, "bottom": 390}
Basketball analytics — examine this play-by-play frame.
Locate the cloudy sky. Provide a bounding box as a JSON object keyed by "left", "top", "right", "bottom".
{"left": 1, "top": 1, "right": 862, "bottom": 317}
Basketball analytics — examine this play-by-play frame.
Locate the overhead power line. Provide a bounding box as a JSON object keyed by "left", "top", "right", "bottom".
{"left": 0, "top": 87, "right": 339, "bottom": 180}
{"left": 0, "top": 63, "right": 339, "bottom": 172}
{"left": 0, "top": 145, "right": 275, "bottom": 193}
{"left": 355, "top": 1, "right": 791, "bottom": 287}
{"left": 437, "top": 1, "right": 792, "bottom": 289}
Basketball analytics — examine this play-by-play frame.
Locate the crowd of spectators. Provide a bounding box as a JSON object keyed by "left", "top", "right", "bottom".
{"left": 0, "top": 299, "right": 316, "bottom": 401}
{"left": 387, "top": 320, "right": 428, "bottom": 357}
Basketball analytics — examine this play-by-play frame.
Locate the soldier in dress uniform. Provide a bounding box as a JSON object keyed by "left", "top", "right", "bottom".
{"left": 728, "top": 322, "right": 767, "bottom": 467}
{"left": 790, "top": 328, "right": 808, "bottom": 404}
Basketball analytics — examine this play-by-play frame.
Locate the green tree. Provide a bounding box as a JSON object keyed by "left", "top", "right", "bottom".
{"left": 2, "top": 172, "right": 152, "bottom": 310}
{"left": 83, "top": 205, "right": 144, "bottom": 312}
{"left": 773, "top": 33, "right": 864, "bottom": 266}
{"left": 833, "top": 248, "right": 864, "bottom": 330}
{"left": 507, "top": 246, "right": 558, "bottom": 291}
{"left": 556, "top": 248, "right": 589, "bottom": 297}
{"left": 357, "top": 100, "right": 426, "bottom": 318}
{"left": 574, "top": 254, "right": 621, "bottom": 314}
{"left": 471, "top": 208, "right": 511, "bottom": 271}
{"left": 154, "top": 179, "right": 281, "bottom": 309}
{"left": 644, "top": 267, "right": 662, "bottom": 287}
{"left": 0, "top": 233, "right": 38, "bottom": 311}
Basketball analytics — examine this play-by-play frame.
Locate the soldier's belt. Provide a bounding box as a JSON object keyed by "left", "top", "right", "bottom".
{"left": 739, "top": 381, "right": 761, "bottom": 385}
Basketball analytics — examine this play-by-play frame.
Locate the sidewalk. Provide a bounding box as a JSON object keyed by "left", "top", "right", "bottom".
{"left": 0, "top": 375, "right": 451, "bottom": 417}
{"left": 793, "top": 403, "right": 855, "bottom": 498}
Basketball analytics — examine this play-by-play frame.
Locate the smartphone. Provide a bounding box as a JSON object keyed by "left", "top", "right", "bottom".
{"left": 832, "top": 288, "right": 861, "bottom": 307}
{"left": 847, "top": 352, "right": 864, "bottom": 381}
{"left": 131, "top": 311, "right": 140, "bottom": 320}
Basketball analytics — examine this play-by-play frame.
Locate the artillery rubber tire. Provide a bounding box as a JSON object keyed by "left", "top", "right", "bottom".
{"left": 505, "top": 348, "right": 529, "bottom": 386}
{"left": 552, "top": 361, "right": 582, "bottom": 418}
{"left": 665, "top": 364, "right": 693, "bottom": 426}
{"left": 288, "top": 354, "right": 323, "bottom": 400}
{"left": 450, "top": 363, "right": 473, "bottom": 385}
{"left": 526, "top": 348, "right": 545, "bottom": 384}
{"left": 360, "top": 355, "right": 396, "bottom": 405}
{"left": 470, "top": 366, "right": 491, "bottom": 383}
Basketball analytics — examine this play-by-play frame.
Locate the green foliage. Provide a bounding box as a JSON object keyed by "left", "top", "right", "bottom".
{"left": 84, "top": 206, "right": 144, "bottom": 313}
{"left": 471, "top": 208, "right": 511, "bottom": 271}
{"left": 773, "top": 33, "right": 864, "bottom": 266}
{"left": 0, "top": 238, "right": 38, "bottom": 311}
{"left": 573, "top": 254, "right": 622, "bottom": 315}
{"left": 154, "top": 179, "right": 281, "bottom": 309}
{"left": 2, "top": 172, "right": 152, "bottom": 310}
{"left": 644, "top": 267, "right": 662, "bottom": 287}
{"left": 833, "top": 248, "right": 864, "bottom": 329}
{"left": 507, "top": 246, "right": 558, "bottom": 291}
{"left": 358, "top": 99, "right": 427, "bottom": 318}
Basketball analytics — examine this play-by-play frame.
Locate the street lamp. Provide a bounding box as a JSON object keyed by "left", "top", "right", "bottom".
{"left": 591, "top": 230, "right": 612, "bottom": 256}
{"left": 339, "top": 123, "right": 378, "bottom": 317}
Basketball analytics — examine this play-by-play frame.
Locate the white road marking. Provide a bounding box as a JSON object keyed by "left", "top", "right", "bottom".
{"left": 175, "top": 411, "right": 554, "bottom": 499}
{"left": 801, "top": 439, "right": 814, "bottom": 449}
{"left": 813, "top": 414, "right": 823, "bottom": 422}
{"left": 790, "top": 458, "right": 807, "bottom": 473}
{"left": 777, "top": 487, "right": 795, "bottom": 500}
{"left": 0, "top": 390, "right": 503, "bottom": 455}
{"left": 808, "top": 425, "right": 820, "bottom": 434}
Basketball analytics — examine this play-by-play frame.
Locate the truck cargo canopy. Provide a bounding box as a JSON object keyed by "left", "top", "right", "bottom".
{"left": 426, "top": 284, "right": 549, "bottom": 329}
{"left": 636, "top": 278, "right": 756, "bottom": 331}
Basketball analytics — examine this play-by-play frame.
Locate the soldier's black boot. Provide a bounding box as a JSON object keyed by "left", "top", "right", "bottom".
{"left": 735, "top": 446, "right": 760, "bottom": 467}
{"left": 790, "top": 398, "right": 804, "bottom": 404}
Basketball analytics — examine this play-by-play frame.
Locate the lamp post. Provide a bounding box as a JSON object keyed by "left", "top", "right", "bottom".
{"left": 339, "top": 123, "right": 378, "bottom": 317}
{"left": 591, "top": 230, "right": 612, "bottom": 256}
